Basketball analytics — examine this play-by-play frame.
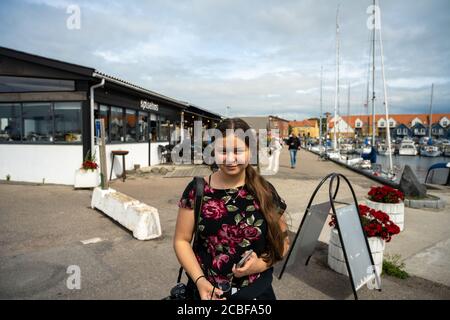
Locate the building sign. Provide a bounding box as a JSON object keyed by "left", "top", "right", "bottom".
{"left": 140, "top": 100, "right": 159, "bottom": 112}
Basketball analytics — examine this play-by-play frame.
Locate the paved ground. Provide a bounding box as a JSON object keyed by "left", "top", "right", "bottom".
{"left": 1, "top": 147, "right": 449, "bottom": 299}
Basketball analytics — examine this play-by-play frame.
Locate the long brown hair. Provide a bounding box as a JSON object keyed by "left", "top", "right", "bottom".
{"left": 215, "top": 118, "right": 285, "bottom": 266}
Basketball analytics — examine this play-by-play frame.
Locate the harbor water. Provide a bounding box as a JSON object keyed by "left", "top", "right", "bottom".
{"left": 376, "top": 154, "right": 449, "bottom": 183}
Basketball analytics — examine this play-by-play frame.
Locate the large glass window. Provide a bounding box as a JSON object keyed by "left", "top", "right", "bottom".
{"left": 125, "top": 109, "right": 137, "bottom": 142}
{"left": 149, "top": 113, "right": 158, "bottom": 142}
{"left": 0, "top": 103, "right": 22, "bottom": 142}
{"left": 137, "top": 111, "right": 149, "bottom": 142}
{"left": 54, "top": 102, "right": 82, "bottom": 142}
{"left": 110, "top": 107, "right": 124, "bottom": 142}
{"left": 171, "top": 120, "right": 181, "bottom": 145}
{"left": 0, "top": 76, "right": 75, "bottom": 92}
{"left": 95, "top": 105, "right": 110, "bottom": 142}
{"left": 159, "top": 116, "right": 170, "bottom": 142}
{"left": 22, "top": 102, "right": 53, "bottom": 142}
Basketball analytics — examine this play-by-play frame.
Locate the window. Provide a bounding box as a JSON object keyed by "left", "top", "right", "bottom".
{"left": 443, "top": 121, "right": 448, "bottom": 127}
{"left": 159, "top": 116, "right": 170, "bottom": 142}
{"left": 125, "top": 109, "right": 137, "bottom": 142}
{"left": 22, "top": 103, "right": 53, "bottom": 142}
{"left": 389, "top": 121, "right": 394, "bottom": 127}
{"left": 397, "top": 129, "right": 402, "bottom": 135}
{"left": 110, "top": 107, "right": 124, "bottom": 142}
{"left": 137, "top": 111, "right": 149, "bottom": 142}
{"left": 0, "top": 76, "right": 75, "bottom": 93}
{"left": 54, "top": 102, "right": 82, "bottom": 142}
{"left": 149, "top": 113, "right": 158, "bottom": 142}
{"left": 0, "top": 103, "right": 22, "bottom": 141}
{"left": 379, "top": 121, "right": 385, "bottom": 127}
{"left": 171, "top": 120, "right": 181, "bottom": 144}
{"left": 95, "top": 105, "right": 110, "bottom": 142}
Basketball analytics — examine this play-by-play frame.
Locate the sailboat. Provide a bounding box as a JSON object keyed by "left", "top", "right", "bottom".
{"left": 356, "top": 0, "right": 395, "bottom": 180}
{"left": 326, "top": 6, "right": 342, "bottom": 161}
{"left": 420, "top": 84, "right": 442, "bottom": 157}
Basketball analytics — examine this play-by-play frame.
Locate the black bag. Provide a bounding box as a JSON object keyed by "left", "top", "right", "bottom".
{"left": 163, "top": 176, "right": 204, "bottom": 300}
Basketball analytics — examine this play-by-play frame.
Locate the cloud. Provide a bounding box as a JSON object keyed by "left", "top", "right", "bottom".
{"left": 1, "top": 0, "right": 449, "bottom": 118}
{"left": 388, "top": 77, "right": 450, "bottom": 89}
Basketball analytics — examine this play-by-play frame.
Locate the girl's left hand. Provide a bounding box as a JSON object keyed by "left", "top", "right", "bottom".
{"left": 232, "top": 251, "right": 261, "bottom": 278}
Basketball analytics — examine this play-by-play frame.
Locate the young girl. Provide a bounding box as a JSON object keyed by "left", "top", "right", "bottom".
{"left": 173, "top": 118, "right": 289, "bottom": 300}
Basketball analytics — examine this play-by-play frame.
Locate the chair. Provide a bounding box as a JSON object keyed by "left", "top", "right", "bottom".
{"left": 110, "top": 150, "right": 129, "bottom": 181}
{"left": 158, "top": 145, "right": 172, "bottom": 164}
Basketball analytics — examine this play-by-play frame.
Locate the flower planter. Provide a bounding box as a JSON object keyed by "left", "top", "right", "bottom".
{"left": 365, "top": 199, "right": 405, "bottom": 232}
{"left": 74, "top": 169, "right": 100, "bottom": 188}
{"left": 328, "top": 228, "right": 385, "bottom": 277}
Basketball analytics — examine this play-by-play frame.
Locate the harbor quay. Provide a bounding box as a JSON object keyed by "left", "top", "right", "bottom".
{"left": 1, "top": 147, "right": 449, "bottom": 299}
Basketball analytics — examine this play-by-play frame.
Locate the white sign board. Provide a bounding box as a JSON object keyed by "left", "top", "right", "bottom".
{"left": 335, "top": 204, "right": 380, "bottom": 291}
{"left": 285, "top": 202, "right": 331, "bottom": 268}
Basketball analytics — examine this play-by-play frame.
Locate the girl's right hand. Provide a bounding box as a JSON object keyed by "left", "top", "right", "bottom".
{"left": 196, "top": 278, "right": 226, "bottom": 300}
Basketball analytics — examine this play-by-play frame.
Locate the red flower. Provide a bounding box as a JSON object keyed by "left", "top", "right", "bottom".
{"left": 237, "top": 189, "right": 248, "bottom": 198}
{"left": 218, "top": 224, "right": 244, "bottom": 244}
{"left": 188, "top": 189, "right": 195, "bottom": 201}
{"left": 212, "top": 254, "right": 230, "bottom": 270}
{"left": 242, "top": 225, "right": 260, "bottom": 241}
{"left": 330, "top": 203, "right": 401, "bottom": 242}
{"left": 81, "top": 160, "right": 98, "bottom": 170}
{"left": 203, "top": 199, "right": 228, "bottom": 220}
{"left": 249, "top": 273, "right": 261, "bottom": 284}
{"left": 368, "top": 185, "right": 404, "bottom": 204}
{"left": 204, "top": 184, "right": 215, "bottom": 194}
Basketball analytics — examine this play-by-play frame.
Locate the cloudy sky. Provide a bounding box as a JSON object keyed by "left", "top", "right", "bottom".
{"left": 1, "top": 0, "right": 449, "bottom": 120}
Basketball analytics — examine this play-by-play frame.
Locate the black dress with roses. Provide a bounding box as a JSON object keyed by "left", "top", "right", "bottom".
{"left": 178, "top": 176, "right": 287, "bottom": 299}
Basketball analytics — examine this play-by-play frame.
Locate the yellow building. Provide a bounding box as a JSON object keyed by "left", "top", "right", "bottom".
{"left": 289, "top": 119, "right": 319, "bottom": 139}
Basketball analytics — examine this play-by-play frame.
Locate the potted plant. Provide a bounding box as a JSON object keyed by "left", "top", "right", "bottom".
{"left": 327, "top": 204, "right": 401, "bottom": 277}
{"left": 74, "top": 150, "right": 100, "bottom": 188}
{"left": 365, "top": 185, "right": 405, "bottom": 231}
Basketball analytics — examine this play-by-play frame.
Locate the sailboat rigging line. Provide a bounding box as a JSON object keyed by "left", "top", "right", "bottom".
{"left": 377, "top": 0, "right": 394, "bottom": 175}
{"left": 428, "top": 83, "right": 434, "bottom": 139}
{"left": 333, "top": 4, "right": 340, "bottom": 151}
{"left": 371, "top": 0, "right": 376, "bottom": 146}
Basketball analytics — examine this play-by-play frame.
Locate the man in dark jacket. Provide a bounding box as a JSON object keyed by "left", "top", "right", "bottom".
{"left": 287, "top": 133, "right": 301, "bottom": 168}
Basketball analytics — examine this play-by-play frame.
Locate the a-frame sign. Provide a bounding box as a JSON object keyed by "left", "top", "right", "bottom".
{"left": 279, "top": 173, "right": 381, "bottom": 300}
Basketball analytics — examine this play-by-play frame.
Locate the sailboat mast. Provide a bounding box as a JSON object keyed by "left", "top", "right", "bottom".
{"left": 347, "top": 84, "right": 351, "bottom": 138}
{"left": 333, "top": 5, "right": 340, "bottom": 150}
{"left": 429, "top": 83, "right": 434, "bottom": 139}
{"left": 319, "top": 65, "right": 323, "bottom": 148}
{"left": 365, "top": 31, "right": 371, "bottom": 137}
{"left": 371, "top": 0, "right": 376, "bottom": 146}
{"left": 377, "top": 0, "right": 393, "bottom": 174}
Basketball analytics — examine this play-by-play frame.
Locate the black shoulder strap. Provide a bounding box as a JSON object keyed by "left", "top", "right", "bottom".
{"left": 177, "top": 176, "right": 205, "bottom": 283}
{"left": 193, "top": 176, "right": 205, "bottom": 244}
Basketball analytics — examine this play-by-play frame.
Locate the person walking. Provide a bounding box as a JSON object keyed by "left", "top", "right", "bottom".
{"left": 287, "top": 133, "right": 301, "bottom": 169}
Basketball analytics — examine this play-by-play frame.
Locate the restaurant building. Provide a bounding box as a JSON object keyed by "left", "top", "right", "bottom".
{"left": 0, "top": 47, "right": 222, "bottom": 185}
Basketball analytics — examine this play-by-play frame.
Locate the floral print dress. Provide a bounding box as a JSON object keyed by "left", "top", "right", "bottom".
{"left": 178, "top": 176, "right": 287, "bottom": 295}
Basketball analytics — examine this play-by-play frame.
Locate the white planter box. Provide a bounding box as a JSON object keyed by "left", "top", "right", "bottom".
{"left": 328, "top": 228, "right": 385, "bottom": 277}
{"left": 74, "top": 169, "right": 100, "bottom": 188}
{"left": 365, "top": 198, "right": 405, "bottom": 232}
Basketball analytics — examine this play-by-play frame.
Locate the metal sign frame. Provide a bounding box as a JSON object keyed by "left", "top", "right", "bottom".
{"left": 278, "top": 172, "right": 381, "bottom": 300}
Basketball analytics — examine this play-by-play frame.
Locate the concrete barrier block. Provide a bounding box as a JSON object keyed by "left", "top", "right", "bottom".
{"left": 91, "top": 187, "right": 162, "bottom": 240}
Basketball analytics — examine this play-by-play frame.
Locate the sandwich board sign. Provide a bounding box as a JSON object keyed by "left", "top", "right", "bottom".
{"left": 278, "top": 173, "right": 381, "bottom": 300}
